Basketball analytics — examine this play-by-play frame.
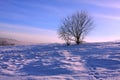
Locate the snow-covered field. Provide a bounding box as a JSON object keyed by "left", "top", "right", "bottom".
{"left": 0, "top": 42, "right": 120, "bottom": 80}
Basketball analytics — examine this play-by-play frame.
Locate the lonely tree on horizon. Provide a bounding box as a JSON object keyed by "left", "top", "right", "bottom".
{"left": 58, "top": 10, "right": 94, "bottom": 45}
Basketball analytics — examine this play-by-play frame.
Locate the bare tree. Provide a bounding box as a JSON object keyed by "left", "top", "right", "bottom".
{"left": 58, "top": 11, "right": 94, "bottom": 45}
{"left": 58, "top": 25, "right": 71, "bottom": 45}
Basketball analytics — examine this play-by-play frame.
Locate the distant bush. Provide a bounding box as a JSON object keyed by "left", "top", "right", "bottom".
{"left": 0, "top": 40, "right": 15, "bottom": 46}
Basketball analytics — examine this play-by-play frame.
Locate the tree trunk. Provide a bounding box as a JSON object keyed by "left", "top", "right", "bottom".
{"left": 66, "top": 43, "right": 70, "bottom": 46}
{"left": 76, "top": 37, "right": 80, "bottom": 45}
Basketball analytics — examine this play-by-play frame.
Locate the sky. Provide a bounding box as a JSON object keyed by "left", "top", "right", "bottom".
{"left": 1, "top": 0, "right": 120, "bottom": 43}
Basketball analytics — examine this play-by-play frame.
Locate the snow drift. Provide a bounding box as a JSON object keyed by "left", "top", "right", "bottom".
{"left": 0, "top": 42, "right": 120, "bottom": 80}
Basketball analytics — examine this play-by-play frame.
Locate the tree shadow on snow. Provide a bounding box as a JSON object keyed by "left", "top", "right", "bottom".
{"left": 86, "top": 57, "right": 120, "bottom": 70}
{"left": 19, "top": 60, "right": 72, "bottom": 76}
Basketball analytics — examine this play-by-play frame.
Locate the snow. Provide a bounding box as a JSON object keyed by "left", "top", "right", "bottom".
{"left": 0, "top": 42, "right": 120, "bottom": 80}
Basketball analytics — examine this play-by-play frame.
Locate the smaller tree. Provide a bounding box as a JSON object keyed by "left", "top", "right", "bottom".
{"left": 58, "top": 26, "right": 71, "bottom": 45}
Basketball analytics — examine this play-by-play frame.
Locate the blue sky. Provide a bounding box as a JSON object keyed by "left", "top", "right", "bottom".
{"left": 1, "top": 0, "right": 120, "bottom": 43}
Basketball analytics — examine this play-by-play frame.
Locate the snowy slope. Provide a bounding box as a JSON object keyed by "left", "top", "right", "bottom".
{"left": 0, "top": 42, "right": 120, "bottom": 80}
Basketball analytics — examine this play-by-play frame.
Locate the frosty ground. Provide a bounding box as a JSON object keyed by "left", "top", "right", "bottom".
{"left": 0, "top": 42, "right": 120, "bottom": 80}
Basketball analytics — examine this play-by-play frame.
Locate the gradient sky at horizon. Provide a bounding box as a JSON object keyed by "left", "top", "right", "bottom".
{"left": 1, "top": 0, "right": 120, "bottom": 43}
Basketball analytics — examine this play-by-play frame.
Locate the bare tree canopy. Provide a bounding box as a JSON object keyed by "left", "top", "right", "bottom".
{"left": 58, "top": 11, "right": 94, "bottom": 45}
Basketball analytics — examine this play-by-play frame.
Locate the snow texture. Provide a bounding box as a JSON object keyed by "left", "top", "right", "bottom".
{"left": 0, "top": 42, "right": 120, "bottom": 80}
